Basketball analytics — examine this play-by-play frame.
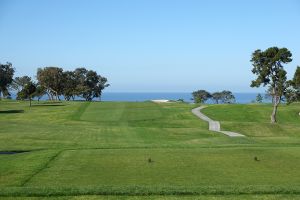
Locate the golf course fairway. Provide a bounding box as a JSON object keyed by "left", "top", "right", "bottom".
{"left": 0, "top": 100, "right": 300, "bottom": 199}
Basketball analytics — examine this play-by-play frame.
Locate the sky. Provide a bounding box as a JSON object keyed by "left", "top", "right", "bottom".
{"left": 0, "top": 0, "right": 300, "bottom": 93}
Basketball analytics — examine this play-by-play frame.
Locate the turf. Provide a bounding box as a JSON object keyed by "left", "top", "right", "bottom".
{"left": 0, "top": 100, "right": 300, "bottom": 199}
{"left": 201, "top": 103, "right": 300, "bottom": 139}
{"left": 1, "top": 195, "right": 299, "bottom": 200}
{"left": 0, "top": 195, "right": 300, "bottom": 200}
{"left": 24, "top": 148, "right": 300, "bottom": 187}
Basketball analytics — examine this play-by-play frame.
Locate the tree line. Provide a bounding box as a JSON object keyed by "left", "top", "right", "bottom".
{"left": 192, "top": 90, "right": 235, "bottom": 104}
{"left": 1, "top": 46, "right": 299, "bottom": 124}
{"left": 0, "top": 64, "right": 109, "bottom": 105}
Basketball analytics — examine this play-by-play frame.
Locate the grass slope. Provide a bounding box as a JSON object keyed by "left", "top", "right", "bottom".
{"left": 202, "top": 103, "right": 300, "bottom": 141}
{"left": 0, "top": 100, "right": 300, "bottom": 199}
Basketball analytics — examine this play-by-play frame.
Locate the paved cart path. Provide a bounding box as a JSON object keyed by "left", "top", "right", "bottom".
{"left": 192, "top": 106, "right": 245, "bottom": 137}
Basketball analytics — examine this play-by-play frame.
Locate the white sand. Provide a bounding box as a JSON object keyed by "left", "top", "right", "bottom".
{"left": 151, "top": 99, "right": 170, "bottom": 103}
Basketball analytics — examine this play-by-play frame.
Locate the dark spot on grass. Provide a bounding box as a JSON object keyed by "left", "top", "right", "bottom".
{"left": 148, "top": 158, "right": 154, "bottom": 163}
{"left": 0, "top": 110, "right": 24, "bottom": 114}
{"left": 38, "top": 101, "right": 63, "bottom": 104}
{"left": 254, "top": 156, "right": 260, "bottom": 161}
{"left": 0, "top": 150, "right": 29, "bottom": 155}
{"left": 32, "top": 104, "right": 66, "bottom": 107}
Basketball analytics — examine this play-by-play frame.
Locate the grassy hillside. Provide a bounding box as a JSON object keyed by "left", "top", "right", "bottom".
{"left": 0, "top": 101, "right": 248, "bottom": 150}
{"left": 0, "top": 100, "right": 300, "bottom": 199}
{"left": 202, "top": 103, "right": 300, "bottom": 140}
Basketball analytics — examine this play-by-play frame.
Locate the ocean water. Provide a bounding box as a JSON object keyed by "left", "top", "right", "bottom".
{"left": 101, "top": 92, "right": 266, "bottom": 104}
{"left": 8, "top": 92, "right": 267, "bottom": 104}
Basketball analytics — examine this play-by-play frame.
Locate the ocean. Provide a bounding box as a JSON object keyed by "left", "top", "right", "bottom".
{"left": 101, "top": 92, "right": 267, "bottom": 104}
{"left": 8, "top": 92, "right": 268, "bottom": 104}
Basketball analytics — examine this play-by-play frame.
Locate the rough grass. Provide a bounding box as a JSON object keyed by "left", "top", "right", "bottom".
{"left": 1, "top": 195, "right": 300, "bottom": 200}
{"left": 0, "top": 100, "right": 300, "bottom": 199}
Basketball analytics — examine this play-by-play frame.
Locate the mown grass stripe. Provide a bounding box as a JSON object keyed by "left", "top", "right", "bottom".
{"left": 70, "top": 102, "right": 91, "bottom": 121}
{"left": 19, "top": 150, "right": 63, "bottom": 186}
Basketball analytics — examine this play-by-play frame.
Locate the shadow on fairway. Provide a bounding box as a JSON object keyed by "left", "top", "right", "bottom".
{"left": 0, "top": 150, "right": 30, "bottom": 155}
{"left": 32, "top": 104, "right": 66, "bottom": 107}
{"left": 0, "top": 110, "right": 24, "bottom": 114}
{"left": 38, "top": 101, "right": 63, "bottom": 104}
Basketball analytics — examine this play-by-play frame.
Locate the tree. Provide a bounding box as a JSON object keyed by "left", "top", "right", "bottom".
{"left": 35, "top": 85, "right": 46, "bottom": 101}
{"left": 11, "top": 76, "right": 31, "bottom": 92}
{"left": 285, "top": 66, "right": 300, "bottom": 104}
{"left": 74, "top": 68, "right": 109, "bottom": 101}
{"left": 82, "top": 70, "right": 100, "bottom": 101}
{"left": 0, "top": 62, "right": 15, "bottom": 99}
{"left": 293, "top": 66, "right": 300, "bottom": 88}
{"left": 62, "top": 71, "right": 78, "bottom": 101}
{"left": 211, "top": 92, "right": 222, "bottom": 104}
{"left": 97, "top": 76, "right": 110, "bottom": 101}
{"left": 220, "top": 90, "right": 235, "bottom": 104}
{"left": 17, "top": 81, "right": 37, "bottom": 106}
{"left": 256, "top": 93, "right": 263, "bottom": 103}
{"left": 264, "top": 86, "right": 274, "bottom": 103}
{"left": 177, "top": 98, "right": 185, "bottom": 102}
{"left": 74, "top": 67, "right": 88, "bottom": 99}
{"left": 250, "top": 47, "right": 292, "bottom": 123}
{"left": 37, "top": 67, "right": 64, "bottom": 101}
{"left": 192, "top": 90, "right": 211, "bottom": 103}
{"left": 292, "top": 66, "right": 300, "bottom": 101}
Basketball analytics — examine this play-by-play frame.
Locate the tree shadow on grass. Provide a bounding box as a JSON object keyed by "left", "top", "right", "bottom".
{"left": 38, "top": 101, "right": 63, "bottom": 104}
{"left": 32, "top": 104, "right": 66, "bottom": 107}
{"left": 0, "top": 150, "right": 29, "bottom": 155}
{"left": 0, "top": 110, "right": 24, "bottom": 114}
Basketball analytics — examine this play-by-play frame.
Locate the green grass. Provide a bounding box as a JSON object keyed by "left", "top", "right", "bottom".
{"left": 24, "top": 148, "right": 300, "bottom": 187}
{"left": 0, "top": 100, "right": 300, "bottom": 199}
{"left": 0, "top": 150, "right": 59, "bottom": 187}
{"left": 202, "top": 103, "right": 300, "bottom": 140}
{"left": 1, "top": 195, "right": 300, "bottom": 200}
{"left": 0, "top": 101, "right": 246, "bottom": 150}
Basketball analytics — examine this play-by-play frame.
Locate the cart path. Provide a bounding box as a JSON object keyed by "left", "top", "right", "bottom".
{"left": 192, "top": 106, "right": 245, "bottom": 137}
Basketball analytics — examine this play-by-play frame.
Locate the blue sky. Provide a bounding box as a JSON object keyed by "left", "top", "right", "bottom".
{"left": 0, "top": 0, "right": 300, "bottom": 92}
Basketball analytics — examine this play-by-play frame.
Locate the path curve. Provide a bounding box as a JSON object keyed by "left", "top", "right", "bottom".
{"left": 192, "top": 106, "right": 245, "bottom": 137}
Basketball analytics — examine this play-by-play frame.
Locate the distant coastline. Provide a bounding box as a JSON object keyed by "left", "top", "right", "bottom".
{"left": 8, "top": 92, "right": 269, "bottom": 104}
{"left": 101, "top": 92, "right": 267, "bottom": 104}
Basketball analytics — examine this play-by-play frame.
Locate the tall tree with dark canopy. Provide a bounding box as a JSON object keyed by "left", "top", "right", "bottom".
{"left": 220, "top": 90, "right": 235, "bottom": 104}
{"left": 250, "top": 47, "right": 292, "bottom": 123}
{"left": 74, "top": 68, "right": 109, "bottom": 101}
{"left": 293, "top": 66, "right": 300, "bottom": 101}
{"left": 192, "top": 90, "right": 211, "bottom": 103}
{"left": 0, "top": 62, "right": 15, "bottom": 99}
{"left": 82, "top": 70, "right": 100, "bottom": 101}
{"left": 285, "top": 66, "right": 300, "bottom": 103}
{"left": 62, "top": 71, "right": 78, "bottom": 101}
{"left": 293, "top": 66, "right": 300, "bottom": 87}
{"left": 37, "top": 67, "right": 64, "bottom": 101}
{"left": 11, "top": 76, "right": 32, "bottom": 92}
{"left": 211, "top": 92, "right": 222, "bottom": 104}
{"left": 17, "top": 81, "right": 37, "bottom": 106}
{"left": 35, "top": 85, "right": 46, "bottom": 101}
{"left": 97, "top": 76, "right": 110, "bottom": 101}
